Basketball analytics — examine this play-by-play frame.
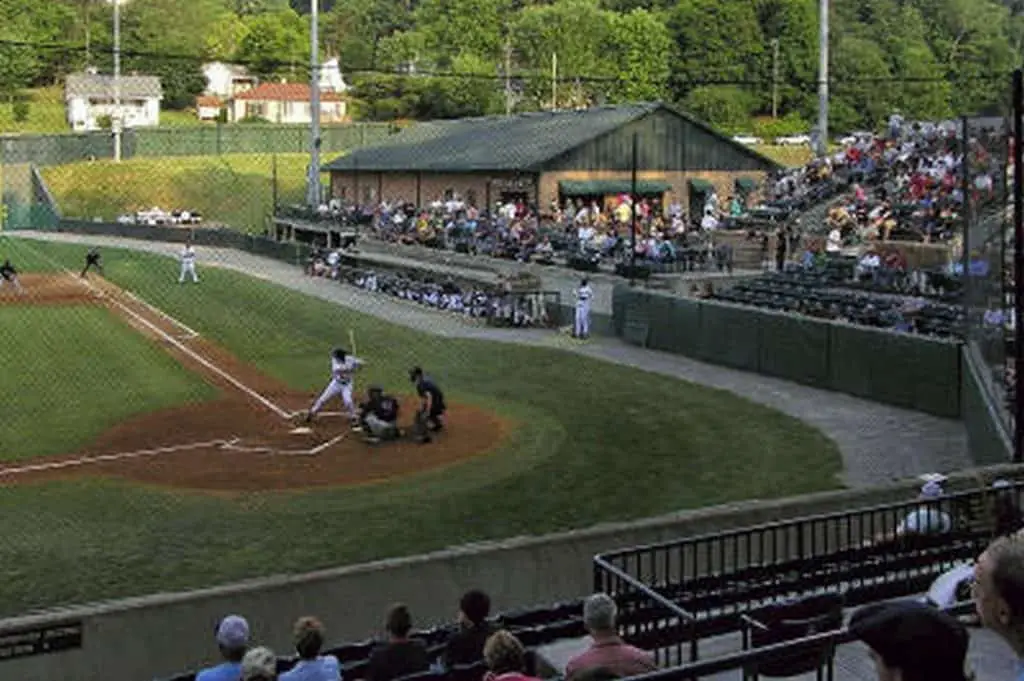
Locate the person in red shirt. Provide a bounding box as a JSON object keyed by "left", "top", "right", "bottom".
{"left": 482, "top": 631, "right": 542, "bottom": 681}
{"left": 564, "top": 594, "right": 658, "bottom": 680}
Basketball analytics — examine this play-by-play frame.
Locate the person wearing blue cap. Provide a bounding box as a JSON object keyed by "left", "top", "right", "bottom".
{"left": 197, "top": 614, "right": 251, "bottom": 681}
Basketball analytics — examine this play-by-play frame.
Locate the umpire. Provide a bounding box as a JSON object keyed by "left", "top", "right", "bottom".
{"left": 409, "top": 366, "right": 446, "bottom": 443}
{"left": 81, "top": 247, "right": 103, "bottom": 278}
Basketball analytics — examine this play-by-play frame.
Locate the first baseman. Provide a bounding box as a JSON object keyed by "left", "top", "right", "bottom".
{"left": 0, "top": 258, "right": 23, "bottom": 293}
{"left": 305, "top": 347, "right": 364, "bottom": 428}
{"left": 80, "top": 247, "right": 103, "bottom": 278}
{"left": 179, "top": 243, "right": 199, "bottom": 284}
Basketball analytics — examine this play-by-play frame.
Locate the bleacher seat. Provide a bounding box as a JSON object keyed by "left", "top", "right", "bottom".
{"left": 740, "top": 593, "right": 844, "bottom": 681}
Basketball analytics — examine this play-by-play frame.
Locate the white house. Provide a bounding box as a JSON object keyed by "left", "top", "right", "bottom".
{"left": 202, "top": 62, "right": 257, "bottom": 99}
{"left": 319, "top": 58, "right": 350, "bottom": 94}
{"left": 65, "top": 72, "right": 163, "bottom": 132}
{"left": 230, "top": 83, "right": 347, "bottom": 124}
{"left": 196, "top": 95, "right": 224, "bottom": 121}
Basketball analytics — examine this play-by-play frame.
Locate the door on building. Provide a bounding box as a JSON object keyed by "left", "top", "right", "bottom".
{"left": 688, "top": 179, "right": 714, "bottom": 225}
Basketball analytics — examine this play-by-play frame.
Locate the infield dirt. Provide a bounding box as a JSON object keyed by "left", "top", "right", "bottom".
{"left": 0, "top": 273, "right": 509, "bottom": 492}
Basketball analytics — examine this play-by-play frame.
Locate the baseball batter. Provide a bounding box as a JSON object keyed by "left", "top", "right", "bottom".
{"left": 305, "top": 347, "right": 364, "bottom": 428}
{"left": 0, "top": 259, "right": 23, "bottom": 293}
{"left": 573, "top": 277, "right": 593, "bottom": 339}
{"left": 179, "top": 244, "right": 199, "bottom": 283}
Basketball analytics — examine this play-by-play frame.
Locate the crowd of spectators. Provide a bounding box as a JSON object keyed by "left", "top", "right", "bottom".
{"left": 305, "top": 247, "right": 554, "bottom": 328}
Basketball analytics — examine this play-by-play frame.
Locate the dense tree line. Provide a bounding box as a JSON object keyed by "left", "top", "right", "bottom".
{"left": 0, "top": 0, "right": 1021, "bottom": 132}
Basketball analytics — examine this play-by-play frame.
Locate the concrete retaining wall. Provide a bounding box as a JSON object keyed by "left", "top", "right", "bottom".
{"left": 3, "top": 465, "right": 1022, "bottom": 681}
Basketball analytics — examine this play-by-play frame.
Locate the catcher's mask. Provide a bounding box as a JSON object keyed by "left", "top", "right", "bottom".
{"left": 409, "top": 366, "right": 423, "bottom": 382}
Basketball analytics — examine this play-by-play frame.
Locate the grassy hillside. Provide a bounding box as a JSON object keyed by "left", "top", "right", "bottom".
{"left": 42, "top": 153, "right": 330, "bottom": 233}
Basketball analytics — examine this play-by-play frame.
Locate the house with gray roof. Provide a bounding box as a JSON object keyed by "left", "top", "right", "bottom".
{"left": 323, "top": 102, "right": 781, "bottom": 218}
{"left": 65, "top": 71, "right": 163, "bottom": 132}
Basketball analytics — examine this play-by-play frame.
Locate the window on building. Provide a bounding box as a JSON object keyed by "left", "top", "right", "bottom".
{"left": 245, "top": 102, "right": 266, "bottom": 119}
{"left": 363, "top": 186, "right": 375, "bottom": 203}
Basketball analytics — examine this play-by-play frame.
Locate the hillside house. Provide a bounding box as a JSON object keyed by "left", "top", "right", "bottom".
{"left": 65, "top": 72, "right": 163, "bottom": 131}
{"left": 202, "top": 62, "right": 257, "bottom": 99}
{"left": 229, "top": 83, "right": 347, "bottom": 124}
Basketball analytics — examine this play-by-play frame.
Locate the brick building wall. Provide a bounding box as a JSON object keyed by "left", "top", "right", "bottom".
{"left": 329, "top": 171, "right": 531, "bottom": 208}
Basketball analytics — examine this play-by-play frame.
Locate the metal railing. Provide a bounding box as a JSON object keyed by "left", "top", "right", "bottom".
{"left": 593, "top": 482, "right": 1019, "bottom": 658}
{"left": 593, "top": 554, "right": 700, "bottom": 665}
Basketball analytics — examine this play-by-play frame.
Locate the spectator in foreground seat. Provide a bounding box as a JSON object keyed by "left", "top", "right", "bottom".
{"left": 367, "top": 604, "right": 431, "bottom": 681}
{"left": 974, "top": 534, "right": 1024, "bottom": 663}
{"left": 565, "top": 594, "right": 657, "bottom": 681}
{"left": 442, "top": 589, "right": 495, "bottom": 668}
{"left": 197, "top": 615, "right": 251, "bottom": 681}
{"left": 280, "top": 616, "right": 341, "bottom": 681}
{"left": 482, "top": 630, "right": 541, "bottom": 681}
{"left": 243, "top": 646, "right": 279, "bottom": 681}
{"left": 850, "top": 600, "right": 969, "bottom": 681}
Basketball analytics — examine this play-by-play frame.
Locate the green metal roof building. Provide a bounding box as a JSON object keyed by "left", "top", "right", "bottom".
{"left": 323, "top": 102, "right": 781, "bottom": 217}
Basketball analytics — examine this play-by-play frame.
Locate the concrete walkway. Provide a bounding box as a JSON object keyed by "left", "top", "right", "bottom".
{"left": 9, "top": 231, "right": 969, "bottom": 488}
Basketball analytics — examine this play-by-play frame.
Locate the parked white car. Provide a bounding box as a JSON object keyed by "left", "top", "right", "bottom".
{"left": 732, "top": 134, "right": 763, "bottom": 146}
{"left": 774, "top": 134, "right": 812, "bottom": 146}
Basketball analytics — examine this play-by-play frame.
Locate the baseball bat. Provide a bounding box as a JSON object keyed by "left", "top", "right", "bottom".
{"left": 349, "top": 328, "right": 357, "bottom": 357}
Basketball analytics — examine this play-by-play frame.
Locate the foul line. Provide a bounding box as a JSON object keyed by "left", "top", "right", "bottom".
{"left": 0, "top": 440, "right": 230, "bottom": 476}
{"left": 310, "top": 432, "right": 348, "bottom": 455}
{"left": 11, "top": 238, "right": 292, "bottom": 420}
{"left": 123, "top": 290, "right": 200, "bottom": 339}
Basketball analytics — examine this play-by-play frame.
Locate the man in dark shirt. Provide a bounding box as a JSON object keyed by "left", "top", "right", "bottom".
{"left": 367, "top": 604, "right": 430, "bottom": 681}
{"left": 0, "top": 259, "right": 23, "bottom": 293}
{"left": 441, "top": 589, "right": 494, "bottom": 669}
{"left": 409, "top": 367, "right": 446, "bottom": 444}
{"left": 359, "top": 385, "right": 401, "bottom": 443}
{"left": 80, "top": 247, "right": 103, "bottom": 278}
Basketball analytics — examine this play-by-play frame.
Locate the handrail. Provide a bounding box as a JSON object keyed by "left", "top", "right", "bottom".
{"left": 592, "top": 554, "right": 697, "bottom": 623}
{"left": 595, "top": 482, "right": 1021, "bottom": 560}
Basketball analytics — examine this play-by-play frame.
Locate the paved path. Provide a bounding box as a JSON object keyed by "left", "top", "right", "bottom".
{"left": 9, "top": 231, "right": 970, "bottom": 488}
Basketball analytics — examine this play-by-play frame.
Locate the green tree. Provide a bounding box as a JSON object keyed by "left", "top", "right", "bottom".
{"left": 605, "top": 9, "right": 671, "bottom": 102}
{"left": 324, "top": 0, "right": 414, "bottom": 71}
{"left": 233, "top": 0, "right": 290, "bottom": 15}
{"left": 350, "top": 74, "right": 427, "bottom": 120}
{"left": 205, "top": 11, "right": 250, "bottom": 61}
{"left": 683, "top": 85, "right": 756, "bottom": 129}
{"left": 829, "top": 35, "right": 894, "bottom": 132}
{"left": 757, "top": 0, "right": 817, "bottom": 119}
{"left": 417, "top": 52, "right": 503, "bottom": 118}
{"left": 236, "top": 8, "right": 310, "bottom": 78}
{"left": 667, "top": 0, "right": 765, "bottom": 106}
{"left": 413, "top": 0, "right": 513, "bottom": 66}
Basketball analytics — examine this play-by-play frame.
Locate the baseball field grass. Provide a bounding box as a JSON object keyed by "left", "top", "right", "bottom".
{"left": 40, "top": 153, "right": 327, "bottom": 234}
{"left": 0, "top": 235, "right": 843, "bottom": 617}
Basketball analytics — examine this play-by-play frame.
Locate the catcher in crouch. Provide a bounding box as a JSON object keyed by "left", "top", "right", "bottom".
{"left": 358, "top": 385, "right": 401, "bottom": 444}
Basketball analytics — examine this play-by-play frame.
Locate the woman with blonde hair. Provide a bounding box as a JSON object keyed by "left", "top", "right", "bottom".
{"left": 482, "top": 631, "right": 541, "bottom": 681}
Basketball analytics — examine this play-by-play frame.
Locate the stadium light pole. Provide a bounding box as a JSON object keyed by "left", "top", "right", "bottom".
{"left": 1013, "top": 68, "right": 1023, "bottom": 463}
{"left": 630, "top": 131, "right": 638, "bottom": 283}
{"left": 113, "top": 0, "right": 122, "bottom": 163}
{"left": 306, "top": 0, "right": 322, "bottom": 209}
{"left": 816, "top": 0, "right": 829, "bottom": 158}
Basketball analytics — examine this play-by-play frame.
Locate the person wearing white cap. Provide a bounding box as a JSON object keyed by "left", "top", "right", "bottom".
{"left": 197, "top": 615, "right": 251, "bottom": 681}
{"left": 894, "top": 478, "right": 952, "bottom": 537}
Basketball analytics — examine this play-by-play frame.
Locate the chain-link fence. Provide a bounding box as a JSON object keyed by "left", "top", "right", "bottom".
{"left": 962, "top": 112, "right": 1015, "bottom": 442}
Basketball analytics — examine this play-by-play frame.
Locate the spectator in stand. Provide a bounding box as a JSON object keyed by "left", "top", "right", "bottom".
{"left": 482, "top": 631, "right": 541, "bottom": 681}
{"left": 895, "top": 478, "right": 953, "bottom": 537}
{"left": 565, "top": 594, "right": 657, "bottom": 680}
{"left": 850, "top": 600, "right": 969, "bottom": 681}
{"left": 974, "top": 533, "right": 1024, "bottom": 663}
{"left": 243, "top": 647, "right": 279, "bottom": 681}
{"left": 197, "top": 615, "right": 251, "bottom": 681}
{"left": 367, "top": 604, "right": 431, "bottom": 681}
{"left": 442, "top": 589, "right": 496, "bottom": 668}
{"left": 280, "top": 616, "right": 341, "bottom": 681}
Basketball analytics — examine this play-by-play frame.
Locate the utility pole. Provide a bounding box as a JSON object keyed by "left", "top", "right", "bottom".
{"left": 816, "top": 0, "right": 829, "bottom": 157}
{"left": 504, "top": 39, "right": 513, "bottom": 116}
{"left": 551, "top": 52, "right": 557, "bottom": 110}
{"left": 306, "top": 0, "right": 322, "bottom": 209}
{"left": 112, "top": 0, "right": 122, "bottom": 162}
{"left": 771, "top": 38, "right": 780, "bottom": 120}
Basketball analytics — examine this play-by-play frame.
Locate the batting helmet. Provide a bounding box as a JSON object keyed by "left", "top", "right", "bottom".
{"left": 332, "top": 347, "right": 347, "bottom": 361}
{"left": 409, "top": 366, "right": 423, "bottom": 382}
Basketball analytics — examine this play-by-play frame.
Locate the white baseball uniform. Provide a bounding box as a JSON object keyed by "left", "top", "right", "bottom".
{"left": 309, "top": 353, "right": 363, "bottom": 418}
{"left": 179, "top": 245, "right": 199, "bottom": 283}
{"left": 574, "top": 284, "right": 593, "bottom": 338}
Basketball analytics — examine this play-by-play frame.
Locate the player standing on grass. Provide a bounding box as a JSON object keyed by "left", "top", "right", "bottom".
{"left": 0, "top": 258, "right": 23, "bottom": 293}
{"left": 305, "top": 347, "right": 364, "bottom": 429}
{"left": 409, "top": 366, "right": 446, "bottom": 443}
{"left": 80, "top": 247, "right": 103, "bottom": 278}
{"left": 179, "top": 243, "right": 199, "bottom": 284}
{"left": 573, "top": 277, "right": 593, "bottom": 340}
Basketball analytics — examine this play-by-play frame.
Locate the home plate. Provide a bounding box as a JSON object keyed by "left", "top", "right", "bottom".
{"left": 289, "top": 427, "right": 313, "bottom": 435}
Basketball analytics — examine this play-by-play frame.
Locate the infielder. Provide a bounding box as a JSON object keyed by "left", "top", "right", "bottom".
{"left": 573, "top": 277, "right": 593, "bottom": 339}
{"left": 80, "top": 248, "right": 103, "bottom": 278}
{"left": 305, "top": 347, "right": 364, "bottom": 428}
{"left": 409, "top": 366, "right": 446, "bottom": 443}
{"left": 179, "top": 243, "right": 199, "bottom": 283}
{"left": 0, "top": 259, "right": 23, "bottom": 293}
